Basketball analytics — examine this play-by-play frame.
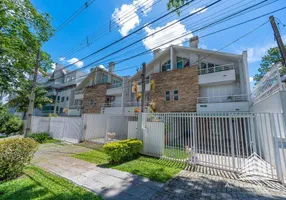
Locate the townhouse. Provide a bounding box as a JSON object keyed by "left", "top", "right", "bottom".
{"left": 103, "top": 36, "right": 251, "bottom": 114}
{"left": 40, "top": 64, "right": 87, "bottom": 116}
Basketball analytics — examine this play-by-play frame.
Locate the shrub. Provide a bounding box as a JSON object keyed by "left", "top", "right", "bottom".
{"left": 29, "top": 132, "right": 51, "bottom": 143}
{"left": 0, "top": 138, "right": 38, "bottom": 180}
{"left": 0, "top": 105, "right": 22, "bottom": 135}
{"left": 48, "top": 113, "right": 58, "bottom": 117}
{"left": 103, "top": 139, "right": 143, "bottom": 163}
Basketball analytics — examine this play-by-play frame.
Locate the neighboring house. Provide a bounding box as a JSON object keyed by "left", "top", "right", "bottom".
{"left": 69, "top": 63, "right": 125, "bottom": 116}
{"left": 103, "top": 36, "right": 251, "bottom": 113}
{"left": 40, "top": 64, "right": 87, "bottom": 116}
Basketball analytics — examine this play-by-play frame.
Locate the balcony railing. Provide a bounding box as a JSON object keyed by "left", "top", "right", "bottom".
{"left": 107, "top": 82, "right": 123, "bottom": 89}
{"left": 198, "top": 63, "right": 234, "bottom": 75}
{"left": 197, "top": 94, "right": 248, "bottom": 104}
{"left": 69, "top": 105, "right": 83, "bottom": 109}
{"left": 101, "top": 101, "right": 150, "bottom": 108}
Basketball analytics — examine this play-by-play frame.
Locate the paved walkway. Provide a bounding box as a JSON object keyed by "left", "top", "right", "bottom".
{"left": 33, "top": 143, "right": 286, "bottom": 200}
{"left": 152, "top": 170, "right": 286, "bottom": 200}
{"left": 32, "top": 143, "right": 163, "bottom": 200}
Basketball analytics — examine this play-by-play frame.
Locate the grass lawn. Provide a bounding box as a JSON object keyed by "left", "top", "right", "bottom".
{"left": 0, "top": 165, "right": 101, "bottom": 200}
{"left": 73, "top": 149, "right": 186, "bottom": 183}
{"left": 164, "top": 147, "right": 189, "bottom": 159}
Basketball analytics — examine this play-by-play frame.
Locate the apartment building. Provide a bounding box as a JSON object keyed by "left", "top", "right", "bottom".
{"left": 102, "top": 36, "right": 251, "bottom": 113}
{"left": 69, "top": 63, "right": 124, "bottom": 116}
{"left": 40, "top": 64, "right": 87, "bottom": 116}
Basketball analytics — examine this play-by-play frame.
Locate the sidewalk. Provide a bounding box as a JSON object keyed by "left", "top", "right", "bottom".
{"left": 33, "top": 143, "right": 163, "bottom": 200}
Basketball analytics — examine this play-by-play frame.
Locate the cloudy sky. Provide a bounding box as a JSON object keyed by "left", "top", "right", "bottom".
{"left": 32, "top": 0, "right": 286, "bottom": 88}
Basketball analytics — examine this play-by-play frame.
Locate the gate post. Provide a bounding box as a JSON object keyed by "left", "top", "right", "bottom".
{"left": 229, "top": 115, "right": 236, "bottom": 171}
{"left": 270, "top": 113, "right": 284, "bottom": 184}
{"left": 137, "top": 113, "right": 143, "bottom": 140}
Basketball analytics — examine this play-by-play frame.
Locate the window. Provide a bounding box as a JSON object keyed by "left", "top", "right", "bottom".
{"left": 89, "top": 100, "right": 93, "bottom": 106}
{"left": 57, "top": 96, "right": 60, "bottom": 103}
{"left": 176, "top": 57, "right": 189, "bottom": 69}
{"left": 199, "top": 61, "right": 223, "bottom": 75}
{"left": 102, "top": 74, "right": 108, "bottom": 83}
{"left": 66, "top": 97, "right": 69, "bottom": 101}
{"left": 56, "top": 106, "right": 59, "bottom": 112}
{"left": 61, "top": 97, "right": 64, "bottom": 102}
{"left": 162, "top": 60, "right": 171, "bottom": 72}
{"left": 66, "top": 77, "right": 71, "bottom": 82}
{"left": 174, "top": 90, "right": 179, "bottom": 101}
{"left": 165, "top": 91, "right": 170, "bottom": 101}
{"left": 59, "top": 108, "right": 63, "bottom": 113}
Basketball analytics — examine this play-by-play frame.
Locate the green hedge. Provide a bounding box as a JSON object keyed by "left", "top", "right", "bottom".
{"left": 29, "top": 132, "right": 51, "bottom": 143}
{"left": 102, "top": 139, "right": 143, "bottom": 163}
{"left": 0, "top": 138, "right": 38, "bottom": 180}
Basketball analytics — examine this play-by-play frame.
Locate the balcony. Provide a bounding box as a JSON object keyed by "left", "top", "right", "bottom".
{"left": 198, "top": 63, "right": 235, "bottom": 85}
{"left": 197, "top": 94, "right": 249, "bottom": 112}
{"left": 69, "top": 105, "right": 83, "bottom": 109}
{"left": 106, "top": 83, "right": 123, "bottom": 95}
{"left": 74, "top": 90, "right": 84, "bottom": 100}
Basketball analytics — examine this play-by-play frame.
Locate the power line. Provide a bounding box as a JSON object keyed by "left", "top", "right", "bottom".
{"left": 49, "top": 0, "right": 217, "bottom": 75}
{"left": 54, "top": 0, "right": 96, "bottom": 34}
{"left": 41, "top": 6, "right": 285, "bottom": 87}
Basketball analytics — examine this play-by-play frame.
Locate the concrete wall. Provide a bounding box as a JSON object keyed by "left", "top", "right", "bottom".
{"left": 197, "top": 102, "right": 249, "bottom": 112}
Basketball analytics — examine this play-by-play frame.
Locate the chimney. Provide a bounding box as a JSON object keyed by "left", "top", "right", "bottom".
{"left": 189, "top": 36, "right": 199, "bottom": 48}
{"left": 153, "top": 49, "right": 162, "bottom": 58}
{"left": 108, "top": 62, "right": 115, "bottom": 73}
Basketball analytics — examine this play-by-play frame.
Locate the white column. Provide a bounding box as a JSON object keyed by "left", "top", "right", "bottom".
{"left": 170, "top": 46, "right": 174, "bottom": 70}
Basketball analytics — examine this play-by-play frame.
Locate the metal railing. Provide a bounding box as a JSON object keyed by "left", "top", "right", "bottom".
{"left": 125, "top": 101, "right": 150, "bottom": 107}
{"left": 197, "top": 94, "right": 248, "bottom": 104}
{"left": 107, "top": 82, "right": 123, "bottom": 89}
{"left": 140, "top": 112, "right": 286, "bottom": 183}
{"left": 198, "top": 63, "right": 234, "bottom": 75}
{"left": 69, "top": 105, "right": 83, "bottom": 109}
{"left": 251, "top": 63, "right": 283, "bottom": 105}
{"left": 102, "top": 102, "right": 122, "bottom": 108}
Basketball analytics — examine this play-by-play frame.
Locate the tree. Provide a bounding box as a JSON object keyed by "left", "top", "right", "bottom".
{"left": 0, "top": 104, "right": 22, "bottom": 135}
{"left": 0, "top": 0, "right": 54, "bottom": 94}
{"left": 167, "top": 0, "right": 188, "bottom": 14}
{"left": 8, "top": 82, "right": 52, "bottom": 119}
{"left": 254, "top": 46, "right": 286, "bottom": 83}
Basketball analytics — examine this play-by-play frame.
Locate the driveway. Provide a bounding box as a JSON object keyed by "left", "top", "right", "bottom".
{"left": 33, "top": 143, "right": 286, "bottom": 200}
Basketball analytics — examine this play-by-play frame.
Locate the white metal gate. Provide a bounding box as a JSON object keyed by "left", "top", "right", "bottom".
{"left": 140, "top": 112, "right": 286, "bottom": 184}
{"left": 31, "top": 117, "right": 82, "bottom": 143}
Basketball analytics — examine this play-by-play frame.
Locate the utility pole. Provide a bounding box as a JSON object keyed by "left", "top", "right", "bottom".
{"left": 25, "top": 48, "right": 41, "bottom": 137}
{"left": 270, "top": 16, "right": 286, "bottom": 67}
{"left": 141, "top": 63, "right": 146, "bottom": 113}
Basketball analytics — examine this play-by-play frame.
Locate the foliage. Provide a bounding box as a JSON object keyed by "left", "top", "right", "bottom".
{"left": 73, "top": 150, "right": 184, "bottom": 182}
{"left": 102, "top": 139, "right": 143, "bottom": 163}
{"left": 167, "top": 0, "right": 188, "bottom": 14}
{"left": 29, "top": 132, "right": 51, "bottom": 143}
{"left": 0, "top": 104, "right": 22, "bottom": 135}
{"left": 0, "top": 165, "right": 101, "bottom": 200}
{"left": 0, "top": 0, "right": 54, "bottom": 94}
{"left": 8, "top": 81, "right": 52, "bottom": 115}
{"left": 48, "top": 113, "right": 58, "bottom": 117}
{"left": 0, "top": 138, "right": 38, "bottom": 180}
{"left": 149, "top": 100, "right": 156, "bottom": 113}
{"left": 254, "top": 46, "right": 286, "bottom": 83}
{"left": 150, "top": 80, "right": 156, "bottom": 91}
{"left": 134, "top": 107, "right": 140, "bottom": 114}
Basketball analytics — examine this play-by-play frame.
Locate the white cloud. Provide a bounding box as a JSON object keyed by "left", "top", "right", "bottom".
{"left": 241, "top": 35, "right": 286, "bottom": 63}
{"left": 112, "top": 0, "right": 155, "bottom": 36}
{"left": 133, "top": 0, "right": 155, "bottom": 15}
{"left": 190, "top": 7, "right": 208, "bottom": 14}
{"left": 199, "top": 44, "right": 207, "bottom": 49}
{"left": 249, "top": 77, "right": 254, "bottom": 83}
{"left": 59, "top": 57, "right": 66, "bottom": 62}
{"left": 67, "top": 58, "right": 84, "bottom": 68}
{"left": 143, "top": 20, "right": 192, "bottom": 50}
{"left": 51, "top": 63, "right": 56, "bottom": 71}
{"left": 112, "top": 4, "right": 140, "bottom": 36}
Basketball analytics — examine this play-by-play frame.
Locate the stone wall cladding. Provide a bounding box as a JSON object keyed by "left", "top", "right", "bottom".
{"left": 150, "top": 66, "right": 199, "bottom": 112}
{"left": 83, "top": 83, "right": 108, "bottom": 113}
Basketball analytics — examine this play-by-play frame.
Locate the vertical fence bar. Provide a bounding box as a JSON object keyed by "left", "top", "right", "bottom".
{"left": 229, "top": 114, "right": 235, "bottom": 171}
